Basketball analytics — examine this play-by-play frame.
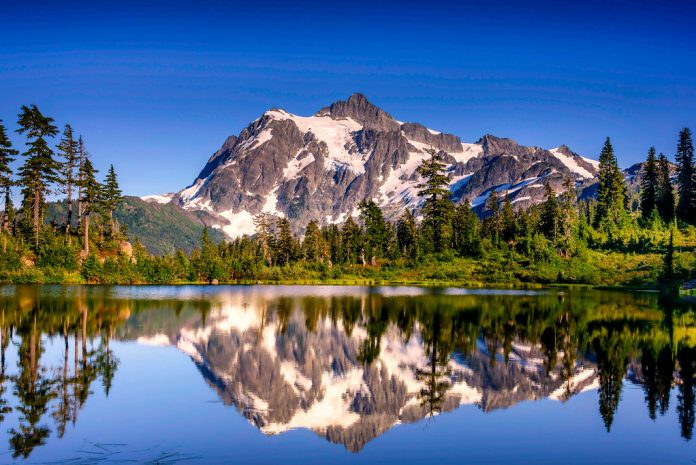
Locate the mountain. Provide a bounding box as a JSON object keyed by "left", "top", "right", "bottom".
{"left": 143, "top": 93, "right": 600, "bottom": 238}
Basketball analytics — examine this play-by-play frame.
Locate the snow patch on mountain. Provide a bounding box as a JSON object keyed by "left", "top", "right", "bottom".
{"left": 266, "top": 109, "right": 365, "bottom": 174}
{"left": 549, "top": 147, "right": 595, "bottom": 179}
{"left": 140, "top": 193, "right": 174, "bottom": 204}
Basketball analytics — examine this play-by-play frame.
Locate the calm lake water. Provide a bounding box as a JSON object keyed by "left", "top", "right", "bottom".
{"left": 0, "top": 285, "right": 694, "bottom": 464}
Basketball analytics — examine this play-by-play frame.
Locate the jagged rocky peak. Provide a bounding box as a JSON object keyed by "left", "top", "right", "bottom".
{"left": 318, "top": 92, "right": 400, "bottom": 132}
{"left": 401, "top": 122, "right": 463, "bottom": 153}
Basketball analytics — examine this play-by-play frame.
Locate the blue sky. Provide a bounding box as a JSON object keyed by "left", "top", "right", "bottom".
{"left": 1, "top": 0, "right": 695, "bottom": 196}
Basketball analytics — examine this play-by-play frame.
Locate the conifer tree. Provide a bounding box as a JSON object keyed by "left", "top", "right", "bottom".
{"left": 675, "top": 128, "right": 694, "bottom": 222}
{"left": 341, "top": 216, "right": 363, "bottom": 264}
{"left": 640, "top": 147, "right": 659, "bottom": 221}
{"left": 57, "top": 124, "right": 79, "bottom": 231}
{"left": 595, "top": 137, "right": 627, "bottom": 228}
{"left": 452, "top": 200, "right": 481, "bottom": 257}
{"left": 540, "top": 182, "right": 560, "bottom": 241}
{"left": 302, "top": 220, "right": 325, "bottom": 262}
{"left": 0, "top": 120, "right": 18, "bottom": 232}
{"left": 253, "top": 213, "right": 275, "bottom": 265}
{"left": 485, "top": 190, "right": 501, "bottom": 245}
{"left": 15, "top": 105, "right": 60, "bottom": 246}
{"left": 101, "top": 164, "right": 123, "bottom": 235}
{"left": 78, "top": 157, "right": 100, "bottom": 256}
{"left": 559, "top": 176, "right": 578, "bottom": 254}
{"left": 273, "top": 218, "right": 296, "bottom": 266}
{"left": 358, "top": 199, "right": 389, "bottom": 261}
{"left": 500, "top": 193, "right": 515, "bottom": 242}
{"left": 396, "top": 210, "right": 417, "bottom": 259}
{"left": 417, "top": 148, "right": 453, "bottom": 253}
{"left": 656, "top": 153, "right": 675, "bottom": 222}
{"left": 76, "top": 136, "right": 86, "bottom": 232}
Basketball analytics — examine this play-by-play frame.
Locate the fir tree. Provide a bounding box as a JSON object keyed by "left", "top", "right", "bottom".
{"left": 500, "top": 193, "right": 515, "bottom": 242}
{"left": 341, "top": 216, "right": 363, "bottom": 264}
{"left": 675, "top": 128, "right": 694, "bottom": 222}
{"left": 273, "top": 218, "right": 296, "bottom": 266}
{"left": 559, "top": 176, "right": 578, "bottom": 251}
{"left": 656, "top": 154, "right": 675, "bottom": 222}
{"left": 57, "top": 124, "right": 79, "bottom": 231}
{"left": 485, "top": 190, "right": 501, "bottom": 245}
{"left": 595, "top": 137, "right": 627, "bottom": 228}
{"left": 15, "top": 105, "right": 60, "bottom": 246}
{"left": 76, "top": 136, "right": 86, "bottom": 232}
{"left": 452, "top": 200, "right": 481, "bottom": 257}
{"left": 640, "top": 147, "right": 659, "bottom": 221}
{"left": 396, "top": 210, "right": 417, "bottom": 259}
{"left": 358, "top": 199, "right": 389, "bottom": 261}
{"left": 301, "top": 220, "right": 325, "bottom": 262}
{"left": 253, "top": 213, "right": 275, "bottom": 266}
{"left": 78, "top": 157, "right": 100, "bottom": 256}
{"left": 417, "top": 148, "right": 453, "bottom": 253}
{"left": 540, "top": 182, "right": 560, "bottom": 241}
{"left": 0, "top": 120, "right": 18, "bottom": 232}
{"left": 101, "top": 165, "right": 123, "bottom": 235}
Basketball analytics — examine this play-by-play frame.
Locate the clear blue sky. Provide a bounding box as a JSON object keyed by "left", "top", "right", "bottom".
{"left": 1, "top": 0, "right": 695, "bottom": 196}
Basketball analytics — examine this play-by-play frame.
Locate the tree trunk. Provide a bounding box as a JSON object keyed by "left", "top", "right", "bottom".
{"left": 33, "top": 187, "right": 40, "bottom": 247}
{"left": 66, "top": 182, "right": 73, "bottom": 234}
{"left": 77, "top": 187, "right": 82, "bottom": 232}
{"left": 83, "top": 208, "right": 90, "bottom": 256}
{"left": 1, "top": 188, "right": 8, "bottom": 232}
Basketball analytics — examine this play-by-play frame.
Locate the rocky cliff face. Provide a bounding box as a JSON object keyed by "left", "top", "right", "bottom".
{"left": 143, "top": 93, "right": 600, "bottom": 238}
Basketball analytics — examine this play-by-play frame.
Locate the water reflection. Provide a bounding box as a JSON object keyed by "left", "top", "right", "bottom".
{"left": 0, "top": 285, "right": 695, "bottom": 458}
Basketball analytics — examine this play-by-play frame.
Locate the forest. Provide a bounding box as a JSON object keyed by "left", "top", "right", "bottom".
{"left": 0, "top": 105, "right": 695, "bottom": 288}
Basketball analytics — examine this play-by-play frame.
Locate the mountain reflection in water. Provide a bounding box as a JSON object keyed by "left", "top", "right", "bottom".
{"left": 0, "top": 285, "right": 695, "bottom": 460}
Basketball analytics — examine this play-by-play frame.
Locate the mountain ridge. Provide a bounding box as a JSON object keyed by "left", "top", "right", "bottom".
{"left": 143, "top": 93, "right": 602, "bottom": 238}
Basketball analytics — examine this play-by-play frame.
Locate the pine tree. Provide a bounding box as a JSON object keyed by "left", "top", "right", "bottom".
{"left": 358, "top": 199, "right": 389, "bottom": 261}
{"left": 640, "top": 147, "right": 659, "bottom": 221}
{"left": 485, "top": 190, "right": 501, "bottom": 245}
{"left": 78, "top": 157, "right": 100, "bottom": 256}
{"left": 273, "top": 218, "right": 296, "bottom": 266}
{"left": 76, "top": 136, "right": 86, "bottom": 232}
{"left": 559, "top": 176, "right": 578, "bottom": 254}
{"left": 253, "top": 212, "right": 275, "bottom": 266}
{"left": 302, "top": 220, "right": 325, "bottom": 262}
{"left": 341, "top": 216, "right": 363, "bottom": 264}
{"left": 417, "top": 148, "right": 453, "bottom": 253}
{"left": 452, "top": 200, "right": 481, "bottom": 257}
{"left": 656, "top": 153, "right": 675, "bottom": 222}
{"left": 396, "top": 210, "right": 417, "bottom": 259}
{"left": 101, "top": 165, "right": 123, "bottom": 235}
{"left": 0, "top": 120, "right": 18, "bottom": 232}
{"left": 675, "top": 128, "right": 694, "bottom": 222}
{"left": 15, "top": 105, "right": 60, "bottom": 246}
{"left": 500, "top": 193, "right": 515, "bottom": 242}
{"left": 540, "top": 182, "right": 560, "bottom": 241}
{"left": 595, "top": 137, "right": 627, "bottom": 228}
{"left": 57, "top": 124, "right": 79, "bottom": 232}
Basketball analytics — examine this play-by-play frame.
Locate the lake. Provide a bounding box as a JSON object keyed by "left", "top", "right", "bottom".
{"left": 0, "top": 285, "right": 694, "bottom": 464}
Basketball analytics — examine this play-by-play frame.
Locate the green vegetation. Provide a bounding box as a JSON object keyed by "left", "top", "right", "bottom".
{"left": 0, "top": 106, "right": 694, "bottom": 288}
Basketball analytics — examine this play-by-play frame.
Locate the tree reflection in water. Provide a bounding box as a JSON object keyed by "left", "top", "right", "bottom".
{"left": 0, "top": 286, "right": 694, "bottom": 457}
